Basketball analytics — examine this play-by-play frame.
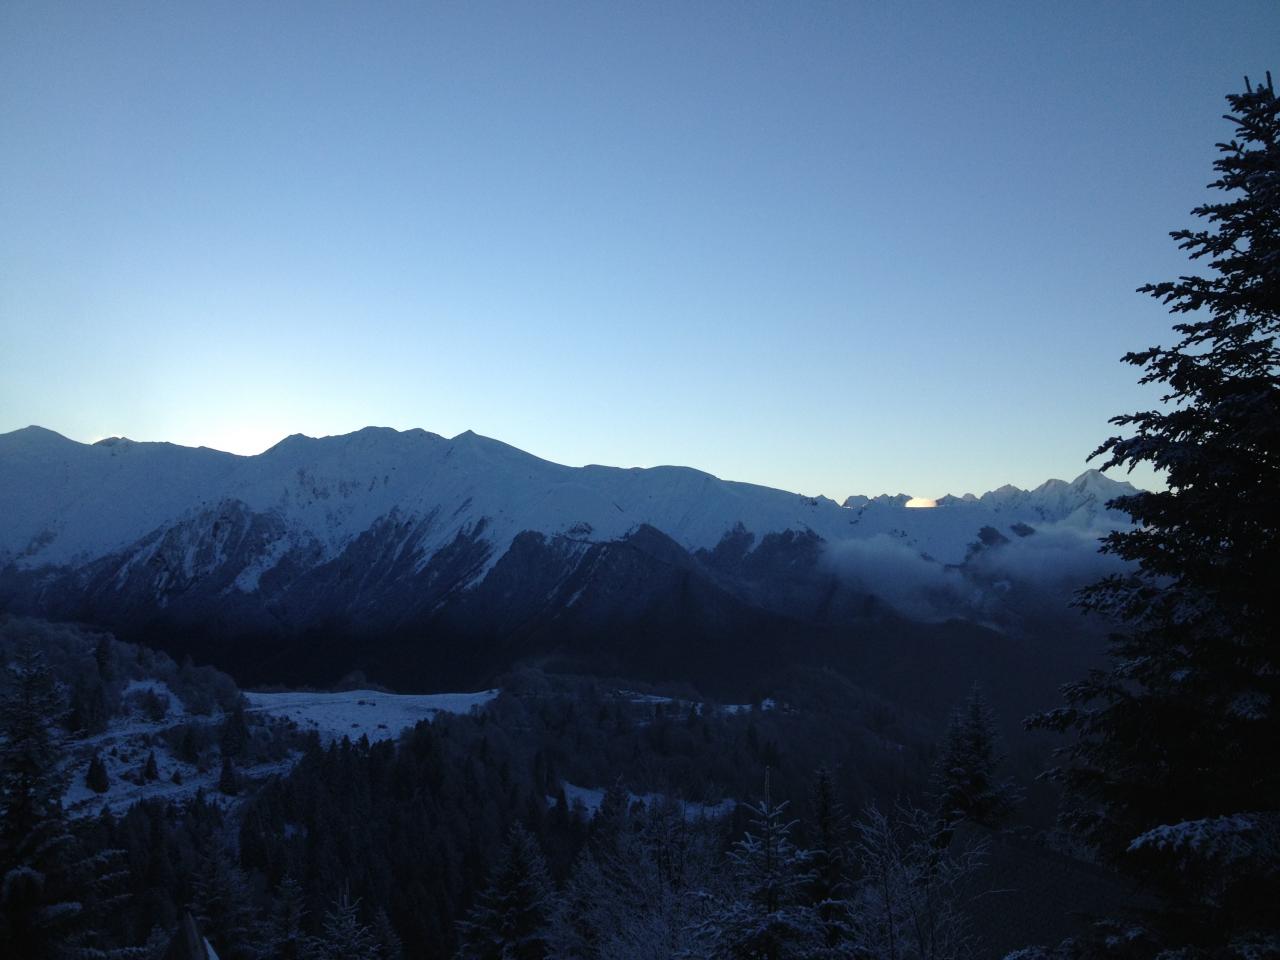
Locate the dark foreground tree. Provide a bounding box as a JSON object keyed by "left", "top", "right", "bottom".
{"left": 218, "top": 755, "right": 240, "bottom": 796}
{"left": 0, "top": 645, "right": 78, "bottom": 957}
{"left": 806, "top": 767, "right": 855, "bottom": 955}
{"left": 849, "top": 804, "right": 984, "bottom": 960}
{"left": 190, "top": 848, "right": 264, "bottom": 960}
{"left": 697, "top": 772, "right": 821, "bottom": 960}
{"left": 87, "top": 753, "right": 111, "bottom": 794}
{"left": 456, "top": 823, "right": 557, "bottom": 960}
{"left": 1031, "top": 73, "right": 1280, "bottom": 956}
{"left": 313, "top": 891, "right": 380, "bottom": 960}
{"left": 931, "top": 685, "right": 1016, "bottom": 836}
{"left": 0, "top": 646, "right": 135, "bottom": 958}
{"left": 263, "top": 875, "right": 309, "bottom": 960}
{"left": 549, "top": 793, "right": 720, "bottom": 960}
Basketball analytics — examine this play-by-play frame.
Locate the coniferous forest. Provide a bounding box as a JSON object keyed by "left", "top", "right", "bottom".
{"left": 0, "top": 50, "right": 1277, "bottom": 960}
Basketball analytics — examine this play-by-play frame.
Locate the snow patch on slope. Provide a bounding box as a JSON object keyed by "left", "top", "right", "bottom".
{"left": 243, "top": 688, "right": 499, "bottom": 743}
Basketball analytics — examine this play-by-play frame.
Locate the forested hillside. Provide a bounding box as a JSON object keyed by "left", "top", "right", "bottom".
{"left": 1, "top": 616, "right": 1122, "bottom": 958}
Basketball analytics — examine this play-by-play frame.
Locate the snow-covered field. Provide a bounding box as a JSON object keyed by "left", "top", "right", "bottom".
{"left": 244, "top": 688, "right": 499, "bottom": 743}
{"left": 61, "top": 684, "right": 499, "bottom": 818}
{"left": 61, "top": 679, "right": 239, "bottom": 818}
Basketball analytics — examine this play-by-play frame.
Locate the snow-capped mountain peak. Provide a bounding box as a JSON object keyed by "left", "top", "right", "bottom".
{"left": 0, "top": 424, "right": 1135, "bottom": 580}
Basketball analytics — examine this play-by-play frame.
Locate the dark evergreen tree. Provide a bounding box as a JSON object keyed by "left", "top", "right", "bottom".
{"left": 179, "top": 723, "right": 202, "bottom": 764}
{"left": 218, "top": 755, "right": 240, "bottom": 796}
{"left": 141, "top": 688, "right": 170, "bottom": 722}
{"left": 94, "top": 634, "right": 115, "bottom": 682}
{"left": 66, "top": 679, "right": 109, "bottom": 735}
{"left": 0, "top": 645, "right": 77, "bottom": 957}
{"left": 931, "top": 684, "right": 1016, "bottom": 835}
{"left": 456, "top": 823, "right": 557, "bottom": 960}
{"left": 0, "top": 646, "right": 65, "bottom": 846}
{"left": 806, "top": 767, "right": 854, "bottom": 954}
{"left": 190, "top": 848, "right": 264, "bottom": 960}
{"left": 164, "top": 912, "right": 214, "bottom": 960}
{"left": 849, "top": 804, "right": 984, "bottom": 960}
{"left": 589, "top": 778, "right": 630, "bottom": 858}
{"left": 220, "top": 702, "right": 250, "bottom": 761}
{"left": 548, "top": 851, "right": 603, "bottom": 960}
{"left": 263, "top": 875, "right": 309, "bottom": 960}
{"left": 0, "top": 645, "right": 135, "bottom": 958}
{"left": 372, "top": 906, "right": 404, "bottom": 960}
{"left": 698, "top": 772, "right": 820, "bottom": 960}
{"left": 87, "top": 753, "right": 111, "bottom": 794}
{"left": 313, "top": 891, "right": 379, "bottom": 960}
{"left": 144, "top": 750, "right": 160, "bottom": 782}
{"left": 1031, "top": 74, "right": 1280, "bottom": 955}
{"left": 550, "top": 795, "right": 719, "bottom": 959}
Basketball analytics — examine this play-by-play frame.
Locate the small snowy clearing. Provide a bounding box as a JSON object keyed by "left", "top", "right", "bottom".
{"left": 63, "top": 686, "right": 499, "bottom": 818}
{"left": 244, "top": 688, "right": 499, "bottom": 743}
{"left": 619, "top": 690, "right": 678, "bottom": 706}
{"left": 64, "top": 749, "right": 293, "bottom": 818}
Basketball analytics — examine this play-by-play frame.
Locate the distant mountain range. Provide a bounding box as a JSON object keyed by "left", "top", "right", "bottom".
{"left": 0, "top": 425, "right": 1137, "bottom": 705}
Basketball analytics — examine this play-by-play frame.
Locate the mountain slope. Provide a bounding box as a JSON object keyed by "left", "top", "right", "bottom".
{"left": 0, "top": 424, "right": 1133, "bottom": 570}
{"left": 0, "top": 425, "right": 1135, "bottom": 699}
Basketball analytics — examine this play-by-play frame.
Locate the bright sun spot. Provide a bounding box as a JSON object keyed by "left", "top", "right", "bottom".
{"left": 904, "top": 497, "right": 938, "bottom": 509}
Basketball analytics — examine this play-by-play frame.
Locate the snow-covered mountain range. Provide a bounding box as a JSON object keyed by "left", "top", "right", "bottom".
{"left": 0, "top": 424, "right": 1132, "bottom": 572}
{"left": 0, "top": 425, "right": 1137, "bottom": 694}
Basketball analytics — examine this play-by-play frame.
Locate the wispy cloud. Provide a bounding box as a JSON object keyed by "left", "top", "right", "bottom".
{"left": 822, "top": 524, "right": 1130, "bottom": 621}
{"left": 822, "top": 534, "right": 964, "bottom": 621}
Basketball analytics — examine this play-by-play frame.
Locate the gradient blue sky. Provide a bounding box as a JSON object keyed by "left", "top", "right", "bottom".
{"left": 2, "top": 2, "right": 1275, "bottom": 499}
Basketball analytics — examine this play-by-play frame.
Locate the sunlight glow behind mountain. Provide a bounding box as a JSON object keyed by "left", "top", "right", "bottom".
{"left": 1, "top": 2, "right": 1254, "bottom": 498}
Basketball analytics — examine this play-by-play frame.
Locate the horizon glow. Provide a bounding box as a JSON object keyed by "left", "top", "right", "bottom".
{"left": 3, "top": 2, "right": 1274, "bottom": 502}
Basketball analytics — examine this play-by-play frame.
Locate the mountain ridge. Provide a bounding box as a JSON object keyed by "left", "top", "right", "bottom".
{"left": 0, "top": 423, "right": 1136, "bottom": 571}
{"left": 0, "top": 423, "right": 1134, "bottom": 698}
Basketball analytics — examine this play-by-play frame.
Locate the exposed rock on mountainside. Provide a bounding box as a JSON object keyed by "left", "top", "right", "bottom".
{"left": 0, "top": 426, "right": 1134, "bottom": 700}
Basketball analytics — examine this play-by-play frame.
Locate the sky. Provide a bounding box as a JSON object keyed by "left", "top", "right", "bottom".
{"left": 2, "top": 2, "right": 1275, "bottom": 500}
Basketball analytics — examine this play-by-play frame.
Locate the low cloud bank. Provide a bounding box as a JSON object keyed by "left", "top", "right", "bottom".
{"left": 822, "top": 534, "right": 965, "bottom": 621}
{"left": 972, "top": 525, "right": 1129, "bottom": 586}
{"left": 822, "top": 524, "right": 1131, "bottom": 621}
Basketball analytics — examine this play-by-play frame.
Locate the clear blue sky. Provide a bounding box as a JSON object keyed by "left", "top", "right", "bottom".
{"left": 2, "top": 2, "right": 1275, "bottom": 499}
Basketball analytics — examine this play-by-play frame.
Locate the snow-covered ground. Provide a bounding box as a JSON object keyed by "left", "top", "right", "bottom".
{"left": 620, "top": 690, "right": 679, "bottom": 706}
{"left": 64, "top": 749, "right": 294, "bottom": 818}
{"left": 243, "top": 688, "right": 499, "bottom": 743}
{"left": 61, "top": 679, "right": 240, "bottom": 818}
{"left": 60, "top": 684, "right": 499, "bottom": 818}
